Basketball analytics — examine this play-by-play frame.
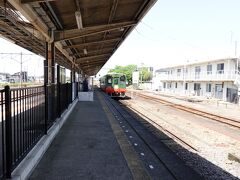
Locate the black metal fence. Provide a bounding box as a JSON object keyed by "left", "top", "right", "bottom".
{"left": 7, "top": 86, "right": 45, "bottom": 175}
{"left": 0, "top": 82, "right": 78, "bottom": 179}
{"left": 46, "top": 84, "right": 58, "bottom": 129}
{"left": 0, "top": 89, "right": 6, "bottom": 180}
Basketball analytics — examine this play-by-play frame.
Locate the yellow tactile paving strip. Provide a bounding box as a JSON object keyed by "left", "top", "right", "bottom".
{"left": 97, "top": 92, "right": 151, "bottom": 180}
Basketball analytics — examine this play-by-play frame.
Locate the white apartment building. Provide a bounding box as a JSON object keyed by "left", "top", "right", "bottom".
{"left": 155, "top": 58, "right": 240, "bottom": 103}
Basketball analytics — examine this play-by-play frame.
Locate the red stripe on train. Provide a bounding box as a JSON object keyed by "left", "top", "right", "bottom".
{"left": 105, "top": 87, "right": 126, "bottom": 93}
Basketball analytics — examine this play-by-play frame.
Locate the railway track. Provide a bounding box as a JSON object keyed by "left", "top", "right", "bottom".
{"left": 101, "top": 92, "right": 202, "bottom": 180}
{"left": 121, "top": 101, "right": 198, "bottom": 152}
{"left": 128, "top": 91, "right": 240, "bottom": 129}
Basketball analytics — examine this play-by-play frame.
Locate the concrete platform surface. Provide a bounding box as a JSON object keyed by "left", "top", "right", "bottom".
{"left": 29, "top": 91, "right": 148, "bottom": 180}
{"left": 30, "top": 93, "right": 132, "bottom": 180}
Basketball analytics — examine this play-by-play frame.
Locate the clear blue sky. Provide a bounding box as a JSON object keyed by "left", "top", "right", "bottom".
{"left": 1, "top": 0, "right": 240, "bottom": 76}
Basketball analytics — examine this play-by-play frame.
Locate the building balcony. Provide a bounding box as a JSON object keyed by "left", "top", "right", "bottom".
{"left": 158, "top": 70, "right": 239, "bottom": 82}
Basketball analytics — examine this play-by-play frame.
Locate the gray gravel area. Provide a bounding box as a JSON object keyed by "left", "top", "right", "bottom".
{"left": 123, "top": 92, "right": 240, "bottom": 180}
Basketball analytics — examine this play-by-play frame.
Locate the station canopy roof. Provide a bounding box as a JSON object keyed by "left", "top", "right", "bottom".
{"left": 0, "top": 0, "right": 156, "bottom": 75}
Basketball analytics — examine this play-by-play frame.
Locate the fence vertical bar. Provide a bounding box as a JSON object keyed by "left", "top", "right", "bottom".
{"left": 57, "top": 65, "right": 61, "bottom": 117}
{"left": 70, "top": 83, "right": 73, "bottom": 103}
{"left": 44, "top": 58, "right": 48, "bottom": 134}
{"left": 1, "top": 89, "right": 6, "bottom": 179}
{"left": 44, "top": 85, "right": 48, "bottom": 134}
{"left": 5, "top": 86, "right": 12, "bottom": 178}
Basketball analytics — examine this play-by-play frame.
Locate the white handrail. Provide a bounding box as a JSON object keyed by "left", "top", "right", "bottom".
{"left": 157, "top": 70, "right": 239, "bottom": 81}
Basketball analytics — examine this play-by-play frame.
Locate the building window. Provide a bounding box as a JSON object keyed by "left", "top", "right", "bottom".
{"left": 167, "top": 82, "right": 172, "bottom": 89}
{"left": 185, "top": 83, "right": 188, "bottom": 90}
{"left": 175, "top": 82, "right": 177, "bottom": 88}
{"left": 195, "top": 66, "right": 201, "bottom": 79}
{"left": 207, "top": 64, "right": 212, "bottom": 74}
{"left": 206, "top": 83, "right": 211, "bottom": 92}
{"left": 163, "top": 82, "right": 166, "bottom": 88}
{"left": 217, "top": 63, "right": 224, "bottom": 74}
{"left": 235, "top": 60, "right": 240, "bottom": 73}
{"left": 184, "top": 68, "right": 188, "bottom": 74}
{"left": 177, "top": 69, "right": 181, "bottom": 76}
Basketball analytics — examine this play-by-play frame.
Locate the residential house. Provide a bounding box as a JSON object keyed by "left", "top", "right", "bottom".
{"left": 155, "top": 58, "right": 240, "bottom": 103}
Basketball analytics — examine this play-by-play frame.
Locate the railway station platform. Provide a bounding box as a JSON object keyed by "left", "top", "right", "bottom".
{"left": 10, "top": 90, "right": 201, "bottom": 180}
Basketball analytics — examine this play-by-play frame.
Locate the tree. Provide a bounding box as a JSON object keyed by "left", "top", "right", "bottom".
{"left": 140, "top": 67, "right": 153, "bottom": 81}
{"left": 109, "top": 64, "right": 137, "bottom": 84}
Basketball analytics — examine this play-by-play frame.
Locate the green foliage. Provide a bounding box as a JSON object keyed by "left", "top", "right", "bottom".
{"left": 140, "top": 67, "right": 153, "bottom": 81}
{"left": 109, "top": 64, "right": 137, "bottom": 84}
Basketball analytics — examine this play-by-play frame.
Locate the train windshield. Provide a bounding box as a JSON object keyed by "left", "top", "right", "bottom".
{"left": 114, "top": 78, "right": 118, "bottom": 84}
{"left": 120, "top": 76, "right": 125, "bottom": 82}
{"left": 107, "top": 77, "right": 112, "bottom": 84}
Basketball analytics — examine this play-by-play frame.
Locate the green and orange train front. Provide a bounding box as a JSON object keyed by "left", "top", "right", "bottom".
{"left": 100, "top": 73, "right": 127, "bottom": 97}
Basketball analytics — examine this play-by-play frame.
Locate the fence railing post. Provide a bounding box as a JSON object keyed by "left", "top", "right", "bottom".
{"left": 66, "top": 83, "right": 69, "bottom": 106}
{"left": 57, "top": 83, "right": 61, "bottom": 117}
{"left": 76, "top": 82, "right": 78, "bottom": 99}
{"left": 5, "top": 85, "right": 12, "bottom": 178}
{"left": 71, "top": 83, "right": 73, "bottom": 103}
{"left": 57, "top": 65, "right": 61, "bottom": 117}
{"left": 44, "top": 84, "right": 48, "bottom": 134}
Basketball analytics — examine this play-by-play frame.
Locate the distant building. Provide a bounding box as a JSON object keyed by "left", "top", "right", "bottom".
{"left": 132, "top": 66, "right": 154, "bottom": 89}
{"left": 28, "top": 76, "right": 36, "bottom": 82}
{"left": 155, "top": 58, "right": 240, "bottom": 103}
{"left": 152, "top": 69, "right": 167, "bottom": 91}
{"left": 132, "top": 71, "right": 139, "bottom": 89}
{"left": 0, "top": 72, "right": 10, "bottom": 82}
{"left": 9, "top": 71, "right": 28, "bottom": 83}
{"left": 35, "top": 76, "right": 44, "bottom": 83}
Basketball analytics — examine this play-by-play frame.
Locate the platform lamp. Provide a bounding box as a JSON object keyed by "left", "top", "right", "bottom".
{"left": 75, "top": 11, "right": 83, "bottom": 29}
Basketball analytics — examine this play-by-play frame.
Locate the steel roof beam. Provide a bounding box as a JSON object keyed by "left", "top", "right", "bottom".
{"left": 20, "top": 0, "right": 55, "bottom": 3}
{"left": 70, "top": 47, "right": 112, "bottom": 56}
{"left": 78, "top": 58, "right": 107, "bottom": 65}
{"left": 8, "top": 0, "right": 79, "bottom": 69}
{"left": 62, "top": 38, "right": 120, "bottom": 49}
{"left": 76, "top": 53, "right": 111, "bottom": 63}
{"left": 80, "top": 61, "right": 106, "bottom": 67}
{"left": 99, "top": 0, "right": 119, "bottom": 51}
{"left": 54, "top": 21, "right": 136, "bottom": 41}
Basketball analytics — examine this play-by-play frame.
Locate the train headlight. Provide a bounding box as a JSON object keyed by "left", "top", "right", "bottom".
{"left": 114, "top": 85, "right": 119, "bottom": 89}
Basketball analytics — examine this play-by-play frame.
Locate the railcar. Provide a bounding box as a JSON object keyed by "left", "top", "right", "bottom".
{"left": 100, "top": 73, "right": 127, "bottom": 97}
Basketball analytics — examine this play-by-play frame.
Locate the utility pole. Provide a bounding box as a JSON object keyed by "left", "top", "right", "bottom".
{"left": 0, "top": 52, "right": 37, "bottom": 87}
{"left": 235, "top": 41, "right": 238, "bottom": 57}
{"left": 20, "top": 52, "right": 22, "bottom": 87}
{"left": 183, "top": 63, "right": 186, "bottom": 95}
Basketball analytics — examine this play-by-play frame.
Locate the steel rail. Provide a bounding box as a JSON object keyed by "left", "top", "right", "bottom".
{"left": 129, "top": 91, "right": 240, "bottom": 129}
{"left": 121, "top": 101, "right": 198, "bottom": 152}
